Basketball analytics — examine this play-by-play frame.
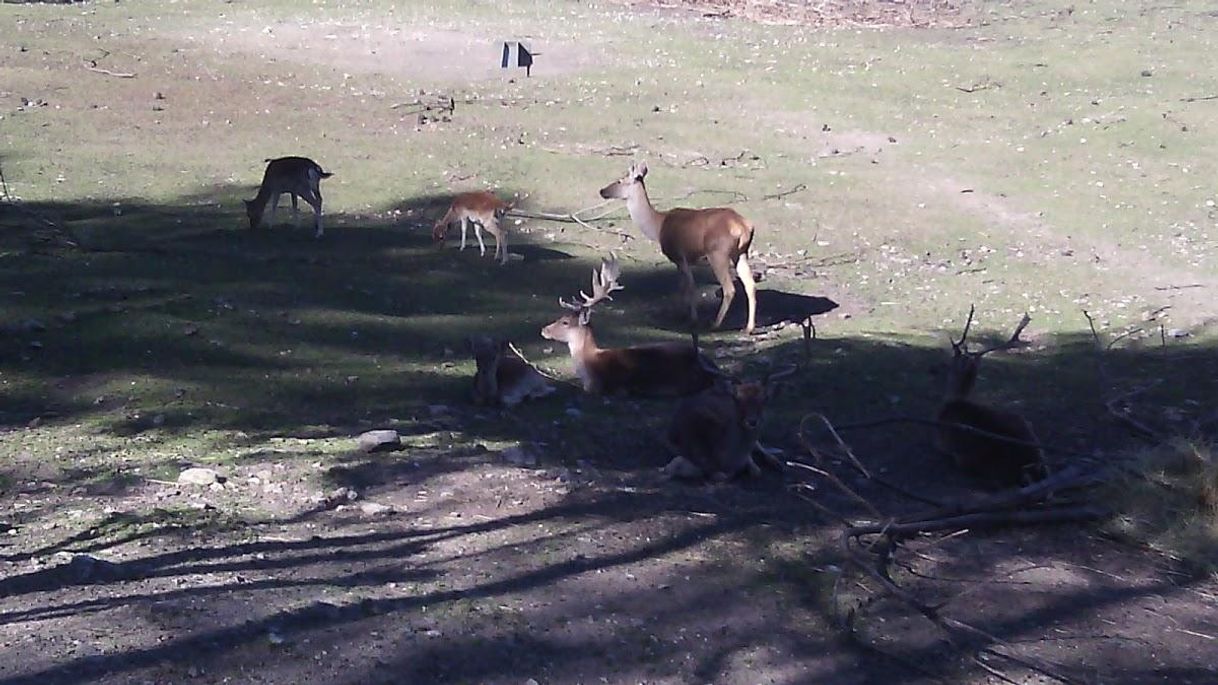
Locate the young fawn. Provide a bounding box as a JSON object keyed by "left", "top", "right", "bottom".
{"left": 599, "top": 161, "right": 758, "bottom": 334}
{"left": 540, "top": 256, "right": 722, "bottom": 397}
{"left": 244, "top": 157, "right": 332, "bottom": 238}
{"left": 468, "top": 335, "right": 555, "bottom": 407}
{"left": 663, "top": 367, "right": 795, "bottom": 482}
{"left": 936, "top": 307, "right": 1046, "bottom": 488}
{"left": 433, "top": 191, "right": 514, "bottom": 265}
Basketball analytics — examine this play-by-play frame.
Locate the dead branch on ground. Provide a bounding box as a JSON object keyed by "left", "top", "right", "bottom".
{"left": 789, "top": 411, "right": 1110, "bottom": 682}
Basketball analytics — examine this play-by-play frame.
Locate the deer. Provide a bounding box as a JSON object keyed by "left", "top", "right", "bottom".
{"left": 663, "top": 367, "right": 796, "bottom": 482}
{"left": 432, "top": 191, "right": 514, "bottom": 265}
{"left": 540, "top": 255, "right": 722, "bottom": 397}
{"left": 936, "top": 306, "right": 1046, "bottom": 489}
{"left": 244, "top": 157, "right": 332, "bottom": 238}
{"left": 599, "top": 161, "right": 758, "bottom": 334}
{"left": 468, "top": 335, "right": 556, "bottom": 407}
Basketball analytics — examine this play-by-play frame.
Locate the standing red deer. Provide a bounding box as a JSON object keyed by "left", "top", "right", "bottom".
{"left": 599, "top": 161, "right": 758, "bottom": 334}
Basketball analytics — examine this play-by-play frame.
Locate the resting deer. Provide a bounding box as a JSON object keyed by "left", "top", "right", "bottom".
{"left": 540, "top": 256, "right": 721, "bottom": 397}
{"left": 433, "top": 191, "right": 514, "bottom": 265}
{"left": 936, "top": 307, "right": 1046, "bottom": 488}
{"left": 468, "top": 335, "right": 556, "bottom": 407}
{"left": 663, "top": 367, "right": 796, "bottom": 482}
{"left": 244, "top": 157, "right": 332, "bottom": 238}
{"left": 599, "top": 161, "right": 758, "bottom": 334}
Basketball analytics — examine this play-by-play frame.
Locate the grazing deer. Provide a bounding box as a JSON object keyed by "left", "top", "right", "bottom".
{"left": 540, "top": 256, "right": 722, "bottom": 397}
{"left": 468, "top": 335, "right": 555, "bottom": 407}
{"left": 432, "top": 191, "right": 514, "bottom": 265}
{"left": 244, "top": 157, "right": 332, "bottom": 238}
{"left": 663, "top": 367, "right": 795, "bottom": 482}
{"left": 936, "top": 307, "right": 1046, "bottom": 488}
{"left": 599, "top": 161, "right": 758, "bottom": 334}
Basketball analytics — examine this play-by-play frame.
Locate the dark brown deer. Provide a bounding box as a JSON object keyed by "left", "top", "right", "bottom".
{"left": 540, "top": 256, "right": 721, "bottom": 397}
{"left": 244, "top": 157, "right": 332, "bottom": 238}
{"left": 936, "top": 307, "right": 1046, "bottom": 488}
{"left": 468, "top": 335, "right": 555, "bottom": 407}
{"left": 599, "top": 161, "right": 758, "bottom": 334}
{"left": 433, "top": 191, "right": 514, "bottom": 265}
{"left": 663, "top": 367, "right": 795, "bottom": 482}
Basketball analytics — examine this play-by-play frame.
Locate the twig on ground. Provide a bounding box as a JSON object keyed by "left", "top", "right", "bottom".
{"left": 82, "top": 59, "right": 136, "bottom": 78}
{"left": 787, "top": 460, "right": 883, "bottom": 518}
{"left": 505, "top": 342, "right": 574, "bottom": 387}
{"left": 762, "top": 183, "right": 809, "bottom": 201}
{"left": 1153, "top": 283, "right": 1205, "bottom": 291}
{"left": 1180, "top": 95, "right": 1218, "bottom": 102}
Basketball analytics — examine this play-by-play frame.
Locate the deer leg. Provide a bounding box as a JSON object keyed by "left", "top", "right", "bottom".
{"left": 488, "top": 217, "right": 507, "bottom": 264}
{"left": 290, "top": 193, "right": 300, "bottom": 224}
{"left": 677, "top": 259, "right": 698, "bottom": 326}
{"left": 735, "top": 254, "right": 757, "bottom": 334}
{"left": 662, "top": 456, "right": 704, "bottom": 480}
{"left": 474, "top": 221, "right": 488, "bottom": 257}
{"left": 459, "top": 217, "right": 469, "bottom": 251}
{"left": 268, "top": 193, "right": 282, "bottom": 227}
{"left": 708, "top": 252, "right": 737, "bottom": 330}
{"left": 303, "top": 191, "right": 324, "bottom": 238}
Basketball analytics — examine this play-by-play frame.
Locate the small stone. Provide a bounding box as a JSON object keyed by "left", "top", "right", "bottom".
{"left": 359, "top": 502, "right": 393, "bottom": 516}
{"left": 501, "top": 446, "right": 537, "bottom": 467}
{"left": 357, "top": 430, "right": 401, "bottom": 453}
{"left": 1168, "top": 328, "right": 1190, "bottom": 338}
{"left": 177, "top": 467, "right": 221, "bottom": 486}
{"left": 1140, "top": 69, "right": 1153, "bottom": 77}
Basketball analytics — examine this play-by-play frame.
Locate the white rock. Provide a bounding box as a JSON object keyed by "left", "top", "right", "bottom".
{"left": 177, "top": 467, "right": 220, "bottom": 486}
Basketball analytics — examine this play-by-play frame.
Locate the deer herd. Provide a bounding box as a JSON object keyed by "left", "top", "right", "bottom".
{"left": 245, "top": 156, "right": 1046, "bottom": 490}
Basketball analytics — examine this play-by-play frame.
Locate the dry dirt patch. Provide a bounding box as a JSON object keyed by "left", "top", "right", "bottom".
{"left": 617, "top": 0, "right": 970, "bottom": 28}
{"left": 195, "top": 21, "right": 602, "bottom": 83}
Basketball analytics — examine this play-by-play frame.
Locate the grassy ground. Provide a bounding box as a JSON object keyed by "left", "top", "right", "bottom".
{"left": 2, "top": 1, "right": 1218, "bottom": 683}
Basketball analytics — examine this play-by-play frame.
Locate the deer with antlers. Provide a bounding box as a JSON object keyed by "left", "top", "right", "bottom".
{"left": 663, "top": 367, "right": 796, "bottom": 482}
{"left": 541, "top": 255, "right": 722, "bottom": 397}
{"left": 599, "top": 161, "right": 758, "bottom": 334}
{"left": 468, "top": 335, "right": 556, "bottom": 407}
{"left": 433, "top": 191, "right": 514, "bottom": 265}
{"left": 936, "top": 306, "right": 1046, "bottom": 488}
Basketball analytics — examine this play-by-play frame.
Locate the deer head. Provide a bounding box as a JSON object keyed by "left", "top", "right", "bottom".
{"left": 598, "top": 161, "right": 648, "bottom": 200}
{"left": 945, "top": 306, "right": 1031, "bottom": 400}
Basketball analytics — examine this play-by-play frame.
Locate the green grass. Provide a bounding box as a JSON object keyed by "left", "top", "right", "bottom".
{"left": 2, "top": 0, "right": 1217, "bottom": 507}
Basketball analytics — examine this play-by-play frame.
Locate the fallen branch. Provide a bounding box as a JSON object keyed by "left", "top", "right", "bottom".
{"left": 762, "top": 183, "right": 808, "bottom": 201}
{"left": 82, "top": 59, "right": 136, "bottom": 78}
{"left": 841, "top": 531, "right": 1088, "bottom": 685}
{"left": 1180, "top": 95, "right": 1218, "bottom": 103}
{"left": 823, "top": 415, "right": 1092, "bottom": 460}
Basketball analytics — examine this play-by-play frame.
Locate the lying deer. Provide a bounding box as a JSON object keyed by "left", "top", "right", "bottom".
{"left": 468, "top": 335, "right": 556, "bottom": 407}
{"left": 663, "top": 367, "right": 795, "bottom": 482}
{"left": 599, "top": 161, "right": 758, "bottom": 334}
{"left": 540, "top": 255, "right": 721, "bottom": 397}
{"left": 244, "top": 157, "right": 332, "bottom": 238}
{"left": 936, "top": 307, "right": 1046, "bottom": 488}
{"left": 433, "top": 191, "right": 514, "bottom": 265}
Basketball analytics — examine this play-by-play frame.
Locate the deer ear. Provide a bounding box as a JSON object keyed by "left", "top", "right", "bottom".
{"left": 579, "top": 309, "right": 592, "bottom": 326}
{"left": 635, "top": 161, "right": 648, "bottom": 179}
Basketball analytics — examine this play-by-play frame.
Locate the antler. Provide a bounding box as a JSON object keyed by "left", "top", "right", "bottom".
{"left": 974, "top": 312, "right": 1032, "bottom": 357}
{"left": 559, "top": 255, "right": 623, "bottom": 312}
{"left": 951, "top": 304, "right": 977, "bottom": 353}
